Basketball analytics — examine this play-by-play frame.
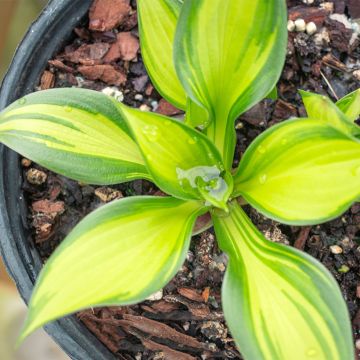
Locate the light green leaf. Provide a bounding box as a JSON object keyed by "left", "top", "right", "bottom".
{"left": 0, "top": 88, "right": 149, "bottom": 184}
{"left": 265, "top": 86, "right": 278, "bottom": 100}
{"left": 300, "top": 90, "right": 360, "bottom": 137}
{"left": 233, "top": 118, "right": 360, "bottom": 225}
{"left": 19, "top": 196, "right": 205, "bottom": 342}
{"left": 185, "top": 97, "right": 210, "bottom": 129}
{"left": 137, "top": 0, "right": 186, "bottom": 109}
{"left": 336, "top": 89, "right": 360, "bottom": 122}
{"left": 118, "top": 104, "right": 233, "bottom": 209}
{"left": 212, "top": 201, "right": 354, "bottom": 360}
{"left": 174, "top": 0, "right": 287, "bottom": 168}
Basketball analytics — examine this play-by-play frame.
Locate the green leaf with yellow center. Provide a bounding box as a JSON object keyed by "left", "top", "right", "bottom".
{"left": 19, "top": 196, "right": 205, "bottom": 342}
{"left": 233, "top": 118, "right": 360, "bottom": 225}
{"left": 118, "top": 104, "right": 233, "bottom": 210}
{"left": 137, "top": 0, "right": 186, "bottom": 109}
{"left": 336, "top": 88, "right": 360, "bottom": 122}
{"left": 212, "top": 201, "right": 354, "bottom": 360}
{"left": 300, "top": 90, "right": 360, "bottom": 137}
{"left": 174, "top": 0, "right": 287, "bottom": 168}
{"left": 0, "top": 88, "right": 149, "bottom": 184}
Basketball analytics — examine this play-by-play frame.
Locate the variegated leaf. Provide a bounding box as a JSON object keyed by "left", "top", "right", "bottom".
{"left": 300, "top": 90, "right": 360, "bottom": 137}
{"left": 19, "top": 196, "right": 204, "bottom": 341}
{"left": 212, "top": 201, "right": 354, "bottom": 360}
{"left": 174, "top": 0, "right": 287, "bottom": 168}
{"left": 118, "top": 104, "right": 233, "bottom": 209}
{"left": 233, "top": 118, "right": 360, "bottom": 225}
{"left": 0, "top": 88, "right": 149, "bottom": 184}
{"left": 137, "top": 0, "right": 186, "bottom": 109}
{"left": 336, "top": 89, "right": 360, "bottom": 122}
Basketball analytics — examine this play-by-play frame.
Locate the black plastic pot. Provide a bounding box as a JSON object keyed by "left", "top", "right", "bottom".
{"left": 0, "top": 1, "right": 116, "bottom": 359}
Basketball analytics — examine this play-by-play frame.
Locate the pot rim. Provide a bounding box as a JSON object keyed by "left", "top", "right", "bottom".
{"left": 0, "top": 1, "right": 116, "bottom": 359}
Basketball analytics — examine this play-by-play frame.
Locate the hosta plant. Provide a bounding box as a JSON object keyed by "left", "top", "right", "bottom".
{"left": 0, "top": 0, "right": 359, "bottom": 358}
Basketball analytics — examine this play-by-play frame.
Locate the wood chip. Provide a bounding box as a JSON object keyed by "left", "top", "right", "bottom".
{"left": 78, "top": 64, "right": 127, "bottom": 85}
{"left": 32, "top": 200, "right": 65, "bottom": 217}
{"left": 178, "top": 288, "right": 204, "bottom": 303}
{"left": 142, "top": 338, "right": 196, "bottom": 360}
{"left": 272, "top": 99, "right": 298, "bottom": 122}
{"left": 89, "top": 0, "right": 131, "bottom": 32}
{"left": 149, "top": 300, "right": 180, "bottom": 313}
{"left": 294, "top": 226, "right": 312, "bottom": 250}
{"left": 121, "top": 314, "right": 205, "bottom": 350}
{"left": 156, "top": 99, "right": 183, "bottom": 116}
{"left": 94, "top": 187, "right": 123, "bottom": 202}
{"left": 240, "top": 102, "right": 267, "bottom": 126}
{"left": 288, "top": 6, "right": 328, "bottom": 26}
{"left": 48, "top": 59, "right": 75, "bottom": 73}
{"left": 81, "top": 316, "right": 120, "bottom": 353}
{"left": 202, "top": 287, "right": 210, "bottom": 303}
{"left": 40, "top": 70, "right": 55, "bottom": 90}
{"left": 193, "top": 212, "right": 211, "bottom": 234}
{"left": 322, "top": 53, "right": 348, "bottom": 72}
{"left": 348, "top": 0, "right": 360, "bottom": 19}
{"left": 64, "top": 43, "right": 110, "bottom": 65}
{"left": 103, "top": 32, "right": 139, "bottom": 63}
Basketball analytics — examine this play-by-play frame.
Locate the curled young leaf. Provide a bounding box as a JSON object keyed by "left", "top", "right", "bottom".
{"left": 233, "top": 118, "right": 360, "bottom": 225}
{"left": 212, "top": 201, "right": 354, "bottom": 360}
{"left": 300, "top": 90, "right": 360, "bottom": 137}
{"left": 19, "top": 196, "right": 205, "bottom": 342}
{"left": 0, "top": 88, "right": 149, "bottom": 184}
{"left": 336, "top": 89, "right": 360, "bottom": 122}
{"left": 137, "top": 0, "right": 186, "bottom": 109}
{"left": 174, "top": 0, "right": 287, "bottom": 168}
{"left": 118, "top": 104, "right": 233, "bottom": 210}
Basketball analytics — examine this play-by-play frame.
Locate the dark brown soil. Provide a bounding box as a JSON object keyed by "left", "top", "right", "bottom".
{"left": 21, "top": 0, "right": 360, "bottom": 359}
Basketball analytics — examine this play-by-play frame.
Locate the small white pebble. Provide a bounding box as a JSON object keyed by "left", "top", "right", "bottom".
{"left": 113, "top": 90, "right": 124, "bottom": 102}
{"left": 320, "top": 2, "right": 334, "bottom": 13}
{"left": 353, "top": 70, "right": 360, "bottom": 81}
{"left": 150, "top": 100, "right": 159, "bottom": 111}
{"left": 235, "top": 122, "right": 244, "bottom": 130}
{"left": 306, "top": 21, "right": 317, "bottom": 35}
{"left": 102, "top": 87, "right": 124, "bottom": 102}
{"left": 139, "top": 104, "right": 151, "bottom": 112}
{"left": 76, "top": 76, "right": 85, "bottom": 87}
{"left": 101, "top": 87, "right": 115, "bottom": 97}
{"left": 356, "top": 339, "right": 360, "bottom": 350}
{"left": 287, "top": 20, "right": 296, "bottom": 32}
{"left": 313, "top": 28, "right": 330, "bottom": 46}
{"left": 302, "top": 0, "right": 314, "bottom": 4}
{"left": 295, "top": 18, "right": 306, "bottom": 32}
{"left": 145, "top": 289, "right": 163, "bottom": 301}
{"left": 330, "top": 245, "right": 343, "bottom": 255}
{"left": 134, "top": 93, "right": 143, "bottom": 101}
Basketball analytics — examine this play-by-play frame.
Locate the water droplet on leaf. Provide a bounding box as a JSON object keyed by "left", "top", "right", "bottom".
{"left": 306, "top": 348, "right": 318, "bottom": 357}
{"left": 187, "top": 137, "right": 198, "bottom": 145}
{"left": 64, "top": 106, "right": 73, "bottom": 113}
{"left": 259, "top": 174, "right": 267, "bottom": 184}
{"left": 257, "top": 145, "right": 266, "bottom": 154}
{"left": 142, "top": 125, "right": 160, "bottom": 142}
{"left": 18, "top": 98, "right": 26, "bottom": 105}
